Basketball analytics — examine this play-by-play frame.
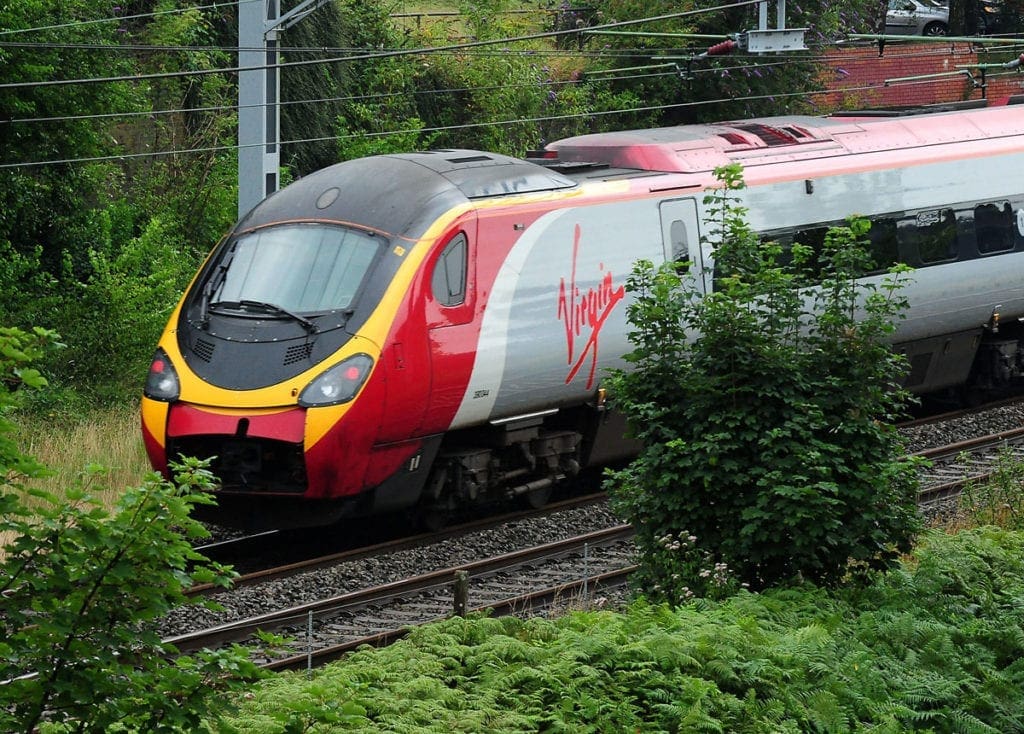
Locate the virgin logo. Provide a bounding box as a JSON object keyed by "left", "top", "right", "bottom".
{"left": 557, "top": 223, "right": 625, "bottom": 389}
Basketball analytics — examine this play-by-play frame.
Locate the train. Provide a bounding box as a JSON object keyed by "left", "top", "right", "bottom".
{"left": 142, "top": 97, "right": 1024, "bottom": 530}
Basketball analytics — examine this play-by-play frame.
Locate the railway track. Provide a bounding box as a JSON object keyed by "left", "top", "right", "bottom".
{"left": 914, "top": 425, "right": 1024, "bottom": 508}
{"left": 188, "top": 492, "right": 610, "bottom": 594}
{"left": 162, "top": 407, "right": 1024, "bottom": 673}
{"left": 168, "top": 525, "right": 636, "bottom": 671}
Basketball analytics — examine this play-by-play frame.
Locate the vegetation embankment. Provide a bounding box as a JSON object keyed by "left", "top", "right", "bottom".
{"left": 4, "top": 2, "right": 1024, "bottom": 732}
{"left": 215, "top": 527, "right": 1024, "bottom": 732}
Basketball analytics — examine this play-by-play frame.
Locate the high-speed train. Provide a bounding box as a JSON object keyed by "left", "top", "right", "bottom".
{"left": 142, "top": 98, "right": 1024, "bottom": 529}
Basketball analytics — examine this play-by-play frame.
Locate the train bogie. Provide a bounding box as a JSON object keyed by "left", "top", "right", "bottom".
{"left": 142, "top": 100, "right": 1024, "bottom": 529}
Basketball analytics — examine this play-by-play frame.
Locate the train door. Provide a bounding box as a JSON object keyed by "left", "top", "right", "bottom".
{"left": 659, "top": 198, "right": 707, "bottom": 292}
{"left": 421, "top": 216, "right": 480, "bottom": 433}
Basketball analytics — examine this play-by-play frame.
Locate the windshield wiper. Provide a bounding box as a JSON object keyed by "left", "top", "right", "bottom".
{"left": 211, "top": 299, "right": 319, "bottom": 334}
{"left": 197, "top": 243, "right": 238, "bottom": 328}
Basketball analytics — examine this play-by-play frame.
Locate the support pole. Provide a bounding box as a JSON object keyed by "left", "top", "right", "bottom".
{"left": 453, "top": 570, "right": 469, "bottom": 617}
{"left": 238, "top": 0, "right": 280, "bottom": 218}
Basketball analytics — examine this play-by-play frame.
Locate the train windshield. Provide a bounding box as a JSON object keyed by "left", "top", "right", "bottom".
{"left": 209, "top": 224, "right": 381, "bottom": 314}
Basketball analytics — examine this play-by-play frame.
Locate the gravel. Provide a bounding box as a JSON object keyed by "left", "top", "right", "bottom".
{"left": 159, "top": 502, "right": 622, "bottom": 637}
{"left": 899, "top": 401, "right": 1024, "bottom": 453}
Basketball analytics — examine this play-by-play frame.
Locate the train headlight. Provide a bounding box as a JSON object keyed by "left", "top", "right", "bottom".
{"left": 143, "top": 348, "right": 180, "bottom": 401}
{"left": 298, "top": 354, "right": 373, "bottom": 407}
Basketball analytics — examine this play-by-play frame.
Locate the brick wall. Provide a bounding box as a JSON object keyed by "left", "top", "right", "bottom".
{"left": 820, "top": 42, "right": 1023, "bottom": 109}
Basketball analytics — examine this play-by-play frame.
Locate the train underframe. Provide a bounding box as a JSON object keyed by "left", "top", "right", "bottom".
{"left": 180, "top": 318, "right": 1024, "bottom": 530}
{"left": 412, "top": 404, "right": 639, "bottom": 528}
{"left": 902, "top": 315, "right": 1024, "bottom": 405}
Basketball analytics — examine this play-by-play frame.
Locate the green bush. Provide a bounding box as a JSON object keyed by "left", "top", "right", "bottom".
{"left": 0, "top": 329, "right": 264, "bottom": 733}
{"left": 604, "top": 164, "right": 921, "bottom": 599}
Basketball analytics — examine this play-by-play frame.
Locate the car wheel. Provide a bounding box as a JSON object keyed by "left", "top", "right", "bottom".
{"left": 922, "top": 21, "right": 948, "bottom": 36}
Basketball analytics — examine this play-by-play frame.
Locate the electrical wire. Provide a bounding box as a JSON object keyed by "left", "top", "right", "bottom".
{"left": 0, "top": 75, "right": 967, "bottom": 171}
{"left": 0, "top": 0, "right": 251, "bottom": 37}
{"left": 0, "top": 0, "right": 766, "bottom": 91}
{"left": 0, "top": 43, "right": 974, "bottom": 129}
{"left": 0, "top": 54, "right": 827, "bottom": 127}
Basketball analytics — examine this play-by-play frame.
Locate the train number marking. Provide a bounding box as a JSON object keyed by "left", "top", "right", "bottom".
{"left": 557, "top": 223, "right": 626, "bottom": 390}
{"left": 473, "top": 389, "right": 490, "bottom": 399}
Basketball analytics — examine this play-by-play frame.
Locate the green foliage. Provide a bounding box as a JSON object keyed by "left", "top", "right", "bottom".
{"left": 0, "top": 0, "right": 142, "bottom": 268}
{"left": 580, "top": 0, "right": 881, "bottom": 122}
{"left": 0, "top": 2, "right": 237, "bottom": 407}
{"left": 60, "top": 214, "right": 204, "bottom": 400}
{"left": 0, "top": 326, "right": 63, "bottom": 481}
{"left": 605, "top": 163, "right": 921, "bottom": 600}
{"left": 283, "top": 0, "right": 411, "bottom": 173}
{"left": 0, "top": 460, "right": 265, "bottom": 733}
{"left": 958, "top": 446, "right": 1024, "bottom": 530}
{"left": 336, "top": 59, "right": 438, "bottom": 160}
{"left": 217, "top": 528, "right": 1024, "bottom": 732}
{"left": 0, "top": 327, "right": 265, "bottom": 732}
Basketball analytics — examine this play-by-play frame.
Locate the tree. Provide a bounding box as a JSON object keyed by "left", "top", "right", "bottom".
{"left": 604, "top": 164, "right": 922, "bottom": 603}
{"left": 0, "top": 326, "right": 264, "bottom": 733}
{"left": 577, "top": 0, "right": 881, "bottom": 124}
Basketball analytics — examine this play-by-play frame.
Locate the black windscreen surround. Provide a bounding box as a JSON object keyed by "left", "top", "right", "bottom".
{"left": 176, "top": 223, "right": 386, "bottom": 391}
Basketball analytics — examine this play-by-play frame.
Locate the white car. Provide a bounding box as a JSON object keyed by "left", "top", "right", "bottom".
{"left": 886, "top": 0, "right": 949, "bottom": 36}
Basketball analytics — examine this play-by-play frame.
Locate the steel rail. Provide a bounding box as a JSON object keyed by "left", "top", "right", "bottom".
{"left": 262, "top": 566, "right": 637, "bottom": 672}
{"left": 187, "top": 492, "right": 610, "bottom": 596}
{"left": 166, "top": 524, "right": 634, "bottom": 654}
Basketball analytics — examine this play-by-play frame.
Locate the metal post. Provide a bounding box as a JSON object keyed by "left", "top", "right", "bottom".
{"left": 237, "top": 0, "right": 280, "bottom": 218}
{"left": 582, "top": 542, "right": 589, "bottom": 602}
{"left": 453, "top": 570, "right": 469, "bottom": 617}
{"left": 306, "top": 609, "right": 313, "bottom": 676}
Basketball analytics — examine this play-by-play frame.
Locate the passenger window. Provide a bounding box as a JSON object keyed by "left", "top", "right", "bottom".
{"left": 867, "top": 217, "right": 899, "bottom": 273}
{"left": 431, "top": 233, "right": 467, "bottom": 307}
{"left": 975, "top": 202, "right": 1015, "bottom": 255}
{"left": 901, "top": 209, "right": 957, "bottom": 265}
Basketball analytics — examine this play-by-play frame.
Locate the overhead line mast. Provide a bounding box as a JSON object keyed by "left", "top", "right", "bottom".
{"left": 238, "top": 0, "right": 334, "bottom": 218}
{"left": 236, "top": 0, "right": 804, "bottom": 217}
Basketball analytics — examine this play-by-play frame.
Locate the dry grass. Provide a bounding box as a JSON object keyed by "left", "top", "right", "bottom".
{"left": 3, "top": 404, "right": 152, "bottom": 551}
{"left": 16, "top": 403, "right": 152, "bottom": 498}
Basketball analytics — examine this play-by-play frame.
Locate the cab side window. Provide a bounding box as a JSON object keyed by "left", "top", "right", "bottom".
{"left": 432, "top": 233, "right": 467, "bottom": 307}
{"left": 668, "top": 219, "right": 688, "bottom": 262}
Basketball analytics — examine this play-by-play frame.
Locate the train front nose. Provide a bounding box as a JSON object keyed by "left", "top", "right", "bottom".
{"left": 164, "top": 404, "right": 309, "bottom": 495}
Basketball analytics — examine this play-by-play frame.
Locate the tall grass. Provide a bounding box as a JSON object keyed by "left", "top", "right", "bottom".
{"left": 12, "top": 403, "right": 151, "bottom": 505}
{"left": 3, "top": 403, "right": 151, "bottom": 552}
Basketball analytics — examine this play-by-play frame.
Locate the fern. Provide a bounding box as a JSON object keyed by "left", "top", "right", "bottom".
{"left": 215, "top": 529, "right": 1024, "bottom": 733}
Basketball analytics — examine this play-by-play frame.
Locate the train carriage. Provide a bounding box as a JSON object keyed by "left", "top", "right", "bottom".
{"left": 142, "top": 99, "right": 1024, "bottom": 529}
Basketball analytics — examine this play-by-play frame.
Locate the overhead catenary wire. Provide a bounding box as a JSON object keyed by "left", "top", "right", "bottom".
{"left": 0, "top": 76, "right": 954, "bottom": 171}
{"left": 0, "top": 55, "right": 820, "bottom": 127}
{"left": 0, "top": 0, "right": 252, "bottom": 37}
{"left": 0, "top": 0, "right": 766, "bottom": 91}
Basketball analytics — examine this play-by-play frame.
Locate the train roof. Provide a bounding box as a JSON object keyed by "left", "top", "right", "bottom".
{"left": 544, "top": 100, "right": 1024, "bottom": 174}
{"left": 236, "top": 149, "right": 577, "bottom": 238}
